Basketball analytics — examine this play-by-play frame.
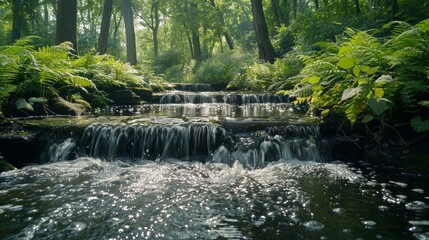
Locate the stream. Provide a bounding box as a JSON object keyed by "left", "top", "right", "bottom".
{"left": 1, "top": 85, "right": 429, "bottom": 239}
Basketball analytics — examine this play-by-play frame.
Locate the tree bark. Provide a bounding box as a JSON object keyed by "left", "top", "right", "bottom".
{"left": 122, "top": 0, "right": 137, "bottom": 65}
{"left": 192, "top": 30, "right": 202, "bottom": 62}
{"left": 391, "top": 0, "right": 398, "bottom": 20}
{"left": 11, "top": 0, "right": 22, "bottom": 42}
{"left": 189, "top": 2, "right": 201, "bottom": 62}
{"left": 271, "top": 0, "right": 282, "bottom": 27}
{"left": 56, "top": 0, "right": 78, "bottom": 54}
{"left": 224, "top": 32, "right": 234, "bottom": 50}
{"left": 354, "top": 0, "right": 361, "bottom": 14}
{"left": 292, "top": 0, "right": 297, "bottom": 19}
{"left": 251, "top": 0, "right": 276, "bottom": 63}
{"left": 98, "top": 0, "right": 113, "bottom": 54}
{"left": 152, "top": 1, "right": 160, "bottom": 58}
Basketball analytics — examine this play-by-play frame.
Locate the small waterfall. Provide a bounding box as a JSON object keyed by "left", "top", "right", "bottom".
{"left": 174, "top": 83, "right": 213, "bottom": 92}
{"left": 211, "top": 125, "right": 322, "bottom": 169}
{"left": 80, "top": 123, "right": 226, "bottom": 161}
{"left": 159, "top": 93, "right": 289, "bottom": 104}
{"left": 159, "top": 94, "right": 217, "bottom": 104}
{"left": 223, "top": 94, "right": 289, "bottom": 104}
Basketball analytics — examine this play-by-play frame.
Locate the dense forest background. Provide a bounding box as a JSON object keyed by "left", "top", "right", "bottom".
{"left": 0, "top": 0, "right": 429, "bottom": 134}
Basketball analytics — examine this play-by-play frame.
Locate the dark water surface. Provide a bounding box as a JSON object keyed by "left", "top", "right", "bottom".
{"left": 1, "top": 159, "right": 428, "bottom": 239}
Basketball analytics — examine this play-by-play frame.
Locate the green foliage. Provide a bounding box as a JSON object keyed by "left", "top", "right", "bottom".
{"left": 153, "top": 49, "right": 185, "bottom": 75}
{"left": 0, "top": 37, "right": 153, "bottom": 117}
{"left": 193, "top": 50, "right": 252, "bottom": 85}
{"left": 283, "top": 18, "right": 429, "bottom": 133}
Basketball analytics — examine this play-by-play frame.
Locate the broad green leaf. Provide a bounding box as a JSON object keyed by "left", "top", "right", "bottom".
{"left": 345, "top": 102, "right": 362, "bottom": 125}
{"left": 341, "top": 86, "right": 362, "bottom": 101}
{"left": 338, "top": 46, "right": 351, "bottom": 57}
{"left": 337, "top": 57, "right": 355, "bottom": 69}
{"left": 16, "top": 98, "right": 34, "bottom": 112}
{"left": 360, "top": 65, "right": 370, "bottom": 73}
{"left": 375, "top": 75, "right": 393, "bottom": 85}
{"left": 368, "top": 97, "right": 391, "bottom": 116}
{"left": 374, "top": 88, "right": 384, "bottom": 98}
{"left": 410, "top": 116, "right": 429, "bottom": 132}
{"left": 365, "top": 67, "right": 379, "bottom": 75}
{"left": 418, "top": 101, "right": 429, "bottom": 107}
{"left": 353, "top": 65, "right": 361, "bottom": 77}
{"left": 321, "top": 109, "right": 330, "bottom": 117}
{"left": 29, "top": 97, "right": 48, "bottom": 103}
{"left": 306, "top": 76, "right": 321, "bottom": 84}
{"left": 362, "top": 114, "right": 374, "bottom": 123}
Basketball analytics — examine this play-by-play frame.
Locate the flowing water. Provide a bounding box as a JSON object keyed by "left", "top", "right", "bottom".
{"left": 1, "top": 87, "right": 429, "bottom": 239}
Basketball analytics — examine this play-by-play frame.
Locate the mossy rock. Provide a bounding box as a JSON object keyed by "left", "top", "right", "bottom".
{"left": 49, "top": 96, "right": 88, "bottom": 116}
{"left": 107, "top": 90, "right": 141, "bottom": 105}
{"left": 0, "top": 159, "right": 16, "bottom": 173}
{"left": 129, "top": 87, "right": 153, "bottom": 102}
{"left": 73, "top": 98, "right": 92, "bottom": 111}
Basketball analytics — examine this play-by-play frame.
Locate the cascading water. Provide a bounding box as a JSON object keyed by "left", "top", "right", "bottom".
{"left": 75, "top": 121, "right": 322, "bottom": 168}
{"left": 80, "top": 123, "right": 225, "bottom": 161}
{"left": 158, "top": 92, "right": 289, "bottom": 104}
{"left": 2, "top": 84, "right": 429, "bottom": 239}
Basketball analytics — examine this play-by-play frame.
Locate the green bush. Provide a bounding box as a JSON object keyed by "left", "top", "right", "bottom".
{"left": 284, "top": 18, "right": 429, "bottom": 133}
{"left": 153, "top": 49, "right": 185, "bottom": 75}
{"left": 193, "top": 50, "right": 252, "bottom": 85}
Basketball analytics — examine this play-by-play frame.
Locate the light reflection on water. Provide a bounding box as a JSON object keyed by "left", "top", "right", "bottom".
{"left": 0, "top": 158, "right": 429, "bottom": 239}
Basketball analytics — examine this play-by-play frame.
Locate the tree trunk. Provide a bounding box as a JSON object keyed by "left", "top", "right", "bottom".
{"left": 292, "top": 0, "right": 297, "bottom": 19}
{"left": 189, "top": 2, "right": 201, "bottom": 62}
{"left": 153, "top": 28, "right": 159, "bottom": 58}
{"left": 192, "top": 30, "right": 202, "bottom": 62}
{"left": 122, "top": 0, "right": 137, "bottom": 65}
{"left": 56, "top": 0, "right": 78, "bottom": 54}
{"left": 98, "top": 0, "right": 113, "bottom": 54}
{"left": 11, "top": 0, "right": 22, "bottom": 42}
{"left": 251, "top": 0, "right": 276, "bottom": 63}
{"left": 354, "top": 0, "right": 361, "bottom": 14}
{"left": 152, "top": 1, "right": 160, "bottom": 58}
{"left": 271, "top": 0, "right": 282, "bottom": 27}
{"left": 224, "top": 32, "right": 234, "bottom": 50}
{"left": 391, "top": 0, "right": 398, "bottom": 20}
{"left": 314, "top": 0, "right": 319, "bottom": 10}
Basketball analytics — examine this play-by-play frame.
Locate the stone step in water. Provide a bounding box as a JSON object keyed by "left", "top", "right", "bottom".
{"left": 157, "top": 92, "right": 289, "bottom": 104}
{"left": 173, "top": 83, "right": 214, "bottom": 92}
{"left": 99, "top": 103, "right": 305, "bottom": 121}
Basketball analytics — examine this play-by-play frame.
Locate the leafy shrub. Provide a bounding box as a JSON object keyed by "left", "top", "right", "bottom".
{"left": 153, "top": 49, "right": 185, "bottom": 75}
{"left": 285, "top": 18, "right": 429, "bottom": 133}
{"left": 193, "top": 50, "right": 252, "bottom": 85}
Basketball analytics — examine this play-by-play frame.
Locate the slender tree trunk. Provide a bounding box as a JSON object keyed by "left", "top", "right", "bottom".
{"left": 98, "top": 0, "right": 113, "bottom": 54}
{"left": 122, "top": 0, "right": 137, "bottom": 65}
{"left": 56, "top": 0, "right": 78, "bottom": 54}
{"left": 11, "top": 0, "right": 22, "bottom": 42}
{"left": 250, "top": 0, "right": 276, "bottom": 63}
{"left": 192, "top": 30, "right": 202, "bottom": 62}
{"left": 152, "top": 1, "right": 160, "bottom": 58}
{"left": 186, "top": 31, "right": 194, "bottom": 59}
{"left": 391, "top": 0, "right": 398, "bottom": 20}
{"left": 224, "top": 32, "right": 234, "bottom": 50}
{"left": 271, "top": 0, "right": 282, "bottom": 27}
{"left": 292, "top": 0, "right": 297, "bottom": 19}
{"left": 314, "top": 0, "right": 319, "bottom": 10}
{"left": 354, "top": 0, "right": 361, "bottom": 13}
{"left": 189, "top": 2, "right": 201, "bottom": 62}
